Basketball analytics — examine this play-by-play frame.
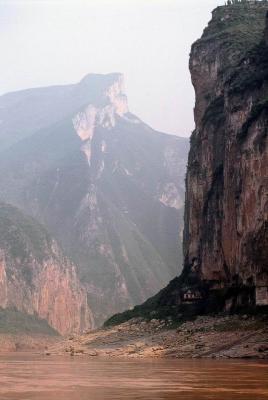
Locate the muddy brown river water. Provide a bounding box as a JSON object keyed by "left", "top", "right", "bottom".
{"left": 0, "top": 353, "right": 267, "bottom": 400}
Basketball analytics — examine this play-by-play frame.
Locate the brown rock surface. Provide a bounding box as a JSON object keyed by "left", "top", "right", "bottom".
{"left": 49, "top": 315, "right": 268, "bottom": 359}
{"left": 102, "top": 3, "right": 268, "bottom": 329}
{"left": 183, "top": 2, "right": 268, "bottom": 308}
{"left": 0, "top": 73, "right": 189, "bottom": 326}
{"left": 0, "top": 203, "right": 93, "bottom": 335}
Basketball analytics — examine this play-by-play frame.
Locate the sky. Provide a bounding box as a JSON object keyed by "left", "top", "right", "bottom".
{"left": 0, "top": 0, "right": 225, "bottom": 137}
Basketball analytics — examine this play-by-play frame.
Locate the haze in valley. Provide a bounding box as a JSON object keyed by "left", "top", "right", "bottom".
{"left": 0, "top": 0, "right": 225, "bottom": 137}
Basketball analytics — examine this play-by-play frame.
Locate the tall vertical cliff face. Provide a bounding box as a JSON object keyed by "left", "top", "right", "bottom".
{"left": 184, "top": 3, "right": 268, "bottom": 309}
{"left": 0, "top": 203, "right": 93, "bottom": 335}
{"left": 104, "top": 3, "right": 268, "bottom": 327}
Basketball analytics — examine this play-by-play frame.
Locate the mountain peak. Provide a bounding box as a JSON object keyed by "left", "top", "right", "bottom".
{"left": 73, "top": 73, "right": 128, "bottom": 144}
{"left": 79, "top": 73, "right": 128, "bottom": 114}
{"left": 79, "top": 72, "right": 124, "bottom": 86}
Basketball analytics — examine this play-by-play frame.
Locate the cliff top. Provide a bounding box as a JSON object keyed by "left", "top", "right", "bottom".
{"left": 196, "top": 2, "right": 268, "bottom": 61}
{"left": 190, "top": 1, "right": 268, "bottom": 94}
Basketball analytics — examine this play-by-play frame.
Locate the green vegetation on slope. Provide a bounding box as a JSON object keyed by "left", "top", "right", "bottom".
{"left": 105, "top": 2, "right": 268, "bottom": 328}
{"left": 203, "top": 2, "right": 268, "bottom": 45}
{"left": 0, "top": 308, "right": 58, "bottom": 335}
{"left": 104, "top": 277, "right": 183, "bottom": 327}
{"left": 198, "top": 2, "right": 268, "bottom": 72}
{"left": 0, "top": 203, "right": 52, "bottom": 263}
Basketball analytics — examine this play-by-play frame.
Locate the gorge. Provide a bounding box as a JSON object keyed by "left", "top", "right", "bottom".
{"left": 0, "top": 2, "right": 267, "bottom": 357}
{"left": 50, "top": 1, "right": 268, "bottom": 362}
{"left": 105, "top": 1, "right": 268, "bottom": 327}
{"left": 0, "top": 72, "right": 188, "bottom": 331}
{"left": 1, "top": 2, "right": 268, "bottom": 400}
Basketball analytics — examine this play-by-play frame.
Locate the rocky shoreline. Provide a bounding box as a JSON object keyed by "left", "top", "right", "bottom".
{"left": 48, "top": 315, "right": 268, "bottom": 359}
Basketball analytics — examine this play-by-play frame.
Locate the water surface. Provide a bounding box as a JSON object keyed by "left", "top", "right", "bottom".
{"left": 0, "top": 353, "right": 267, "bottom": 400}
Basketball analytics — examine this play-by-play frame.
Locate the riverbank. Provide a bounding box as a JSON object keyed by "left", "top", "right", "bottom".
{"left": 0, "top": 333, "right": 60, "bottom": 352}
{"left": 48, "top": 315, "right": 268, "bottom": 359}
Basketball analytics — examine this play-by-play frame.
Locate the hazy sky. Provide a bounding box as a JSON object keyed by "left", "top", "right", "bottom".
{"left": 0, "top": 0, "right": 225, "bottom": 137}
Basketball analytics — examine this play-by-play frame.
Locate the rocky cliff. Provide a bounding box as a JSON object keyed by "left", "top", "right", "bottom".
{"left": 0, "top": 203, "right": 92, "bottom": 335}
{"left": 183, "top": 1, "right": 268, "bottom": 310}
{"left": 0, "top": 73, "right": 189, "bottom": 325}
{"left": 106, "top": 2, "right": 268, "bottom": 326}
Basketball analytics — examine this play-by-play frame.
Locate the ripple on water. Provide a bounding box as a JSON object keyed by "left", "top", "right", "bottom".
{"left": 0, "top": 354, "right": 267, "bottom": 400}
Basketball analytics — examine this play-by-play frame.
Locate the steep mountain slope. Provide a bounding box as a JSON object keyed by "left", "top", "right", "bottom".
{"left": 106, "top": 2, "right": 268, "bottom": 326}
{"left": 0, "top": 74, "right": 188, "bottom": 325}
{"left": 0, "top": 203, "right": 92, "bottom": 334}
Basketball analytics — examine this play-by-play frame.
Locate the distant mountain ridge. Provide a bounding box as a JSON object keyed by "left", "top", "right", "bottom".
{"left": 0, "top": 73, "right": 189, "bottom": 326}
{"left": 0, "top": 73, "right": 127, "bottom": 152}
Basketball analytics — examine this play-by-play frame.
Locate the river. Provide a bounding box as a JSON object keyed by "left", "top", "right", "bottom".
{"left": 0, "top": 353, "right": 267, "bottom": 399}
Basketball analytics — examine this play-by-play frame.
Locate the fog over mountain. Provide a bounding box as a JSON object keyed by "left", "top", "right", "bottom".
{"left": 0, "top": 0, "right": 225, "bottom": 137}
{"left": 0, "top": 3, "right": 267, "bottom": 395}
{"left": 0, "top": 72, "right": 189, "bottom": 326}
